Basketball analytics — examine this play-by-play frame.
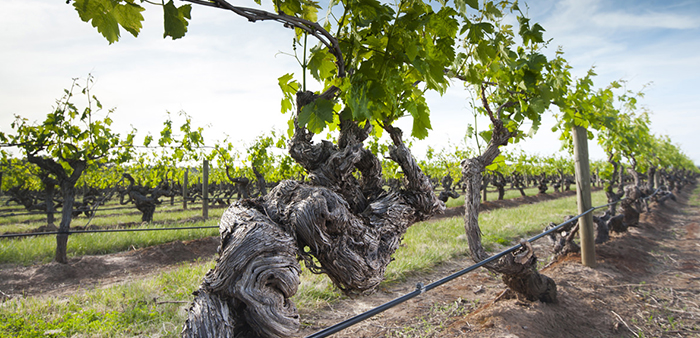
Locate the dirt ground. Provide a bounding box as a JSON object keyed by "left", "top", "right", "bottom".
{"left": 1, "top": 187, "right": 698, "bottom": 337}
{"left": 0, "top": 236, "right": 220, "bottom": 298}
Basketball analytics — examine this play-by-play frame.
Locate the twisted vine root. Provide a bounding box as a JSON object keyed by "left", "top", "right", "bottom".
{"left": 463, "top": 154, "right": 557, "bottom": 304}
{"left": 183, "top": 201, "right": 301, "bottom": 338}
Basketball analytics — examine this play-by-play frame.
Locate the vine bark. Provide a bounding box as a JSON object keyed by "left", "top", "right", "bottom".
{"left": 182, "top": 91, "right": 444, "bottom": 337}
{"left": 460, "top": 85, "right": 557, "bottom": 303}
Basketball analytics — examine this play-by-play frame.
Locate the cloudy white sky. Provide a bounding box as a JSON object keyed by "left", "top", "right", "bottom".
{"left": 1, "top": 0, "right": 699, "bottom": 165}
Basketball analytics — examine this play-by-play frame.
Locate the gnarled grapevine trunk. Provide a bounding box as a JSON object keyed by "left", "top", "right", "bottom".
{"left": 183, "top": 201, "right": 301, "bottom": 337}
{"left": 537, "top": 174, "right": 549, "bottom": 194}
{"left": 39, "top": 173, "right": 58, "bottom": 226}
{"left": 547, "top": 214, "right": 610, "bottom": 257}
{"left": 225, "top": 166, "right": 250, "bottom": 200}
{"left": 604, "top": 154, "right": 623, "bottom": 216}
{"left": 481, "top": 174, "right": 490, "bottom": 201}
{"left": 620, "top": 184, "right": 641, "bottom": 227}
{"left": 493, "top": 171, "right": 506, "bottom": 200}
{"left": 461, "top": 118, "right": 556, "bottom": 303}
{"left": 252, "top": 165, "right": 267, "bottom": 197}
{"left": 463, "top": 157, "right": 557, "bottom": 302}
{"left": 28, "top": 154, "right": 86, "bottom": 264}
{"left": 183, "top": 91, "right": 444, "bottom": 337}
{"left": 512, "top": 172, "right": 527, "bottom": 197}
{"left": 438, "top": 174, "right": 460, "bottom": 202}
{"left": 121, "top": 174, "right": 160, "bottom": 223}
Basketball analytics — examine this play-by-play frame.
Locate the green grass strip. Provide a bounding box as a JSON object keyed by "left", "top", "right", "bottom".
{"left": 0, "top": 205, "right": 225, "bottom": 231}
{"left": 0, "top": 220, "right": 220, "bottom": 265}
{"left": 0, "top": 190, "right": 608, "bottom": 337}
{"left": 443, "top": 186, "right": 569, "bottom": 208}
{"left": 1, "top": 260, "right": 214, "bottom": 338}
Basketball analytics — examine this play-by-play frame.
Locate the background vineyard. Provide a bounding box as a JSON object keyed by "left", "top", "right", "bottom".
{"left": 1, "top": 0, "right": 699, "bottom": 336}
{"left": 1, "top": 144, "right": 594, "bottom": 265}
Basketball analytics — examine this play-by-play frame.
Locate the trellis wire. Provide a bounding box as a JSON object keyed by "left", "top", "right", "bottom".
{"left": 0, "top": 205, "right": 177, "bottom": 218}
{"left": 0, "top": 225, "right": 219, "bottom": 238}
{"left": 82, "top": 176, "right": 126, "bottom": 228}
{"left": 0, "top": 197, "right": 234, "bottom": 218}
{"left": 0, "top": 198, "right": 230, "bottom": 221}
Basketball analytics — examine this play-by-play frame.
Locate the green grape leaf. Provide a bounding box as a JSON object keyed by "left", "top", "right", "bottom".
{"left": 518, "top": 16, "right": 545, "bottom": 46}
{"left": 484, "top": 2, "right": 503, "bottom": 19}
{"left": 73, "top": 0, "right": 145, "bottom": 44}
{"left": 347, "top": 82, "right": 371, "bottom": 121}
{"left": 281, "top": 98, "right": 293, "bottom": 114}
{"left": 112, "top": 1, "right": 145, "bottom": 37}
{"left": 405, "top": 41, "right": 420, "bottom": 61}
{"left": 298, "top": 98, "right": 336, "bottom": 134}
{"left": 163, "top": 0, "right": 191, "bottom": 40}
{"left": 454, "top": 0, "right": 478, "bottom": 14}
{"left": 300, "top": 1, "right": 321, "bottom": 22}
{"left": 466, "top": 124, "right": 474, "bottom": 138}
{"left": 406, "top": 100, "right": 431, "bottom": 140}
{"left": 279, "top": 74, "right": 299, "bottom": 93}
{"left": 480, "top": 129, "right": 493, "bottom": 143}
{"left": 73, "top": 0, "right": 121, "bottom": 44}
{"left": 275, "top": 0, "right": 303, "bottom": 17}
{"left": 278, "top": 73, "right": 299, "bottom": 113}
{"left": 308, "top": 47, "right": 336, "bottom": 81}
{"left": 485, "top": 154, "right": 506, "bottom": 172}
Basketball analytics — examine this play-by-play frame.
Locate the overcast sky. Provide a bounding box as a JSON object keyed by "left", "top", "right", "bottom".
{"left": 1, "top": 0, "right": 699, "bottom": 164}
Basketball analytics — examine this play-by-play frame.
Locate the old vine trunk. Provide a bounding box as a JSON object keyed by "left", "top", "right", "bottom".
{"left": 27, "top": 154, "right": 85, "bottom": 264}
{"left": 461, "top": 121, "right": 557, "bottom": 303}
{"left": 182, "top": 91, "right": 444, "bottom": 337}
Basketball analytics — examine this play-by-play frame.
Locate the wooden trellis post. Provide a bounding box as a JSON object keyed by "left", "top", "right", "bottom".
{"left": 202, "top": 159, "right": 209, "bottom": 219}
{"left": 573, "top": 125, "right": 596, "bottom": 267}
{"left": 183, "top": 168, "right": 188, "bottom": 210}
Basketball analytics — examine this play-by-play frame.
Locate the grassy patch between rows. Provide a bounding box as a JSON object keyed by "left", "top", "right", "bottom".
{"left": 1, "top": 260, "right": 214, "bottom": 338}
{"left": 0, "top": 204, "right": 225, "bottom": 232}
{"left": 443, "top": 186, "right": 546, "bottom": 208}
{"left": 0, "top": 219, "right": 220, "bottom": 266}
{"left": 0, "top": 190, "right": 606, "bottom": 337}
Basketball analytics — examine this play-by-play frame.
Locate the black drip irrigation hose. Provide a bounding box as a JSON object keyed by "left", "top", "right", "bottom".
{"left": 305, "top": 191, "right": 665, "bottom": 338}
{"left": 0, "top": 210, "right": 58, "bottom": 218}
{"left": 304, "top": 207, "right": 595, "bottom": 338}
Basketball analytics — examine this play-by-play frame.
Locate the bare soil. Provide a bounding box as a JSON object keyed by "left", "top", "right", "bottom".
{"left": 1, "top": 186, "right": 698, "bottom": 338}
{"left": 0, "top": 236, "right": 220, "bottom": 298}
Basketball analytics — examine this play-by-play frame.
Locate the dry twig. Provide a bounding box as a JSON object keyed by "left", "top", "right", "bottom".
{"left": 611, "top": 310, "right": 640, "bottom": 337}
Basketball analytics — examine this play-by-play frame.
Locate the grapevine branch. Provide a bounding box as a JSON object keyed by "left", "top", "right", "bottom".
{"left": 480, "top": 83, "right": 497, "bottom": 122}
{"left": 182, "top": 0, "right": 346, "bottom": 80}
